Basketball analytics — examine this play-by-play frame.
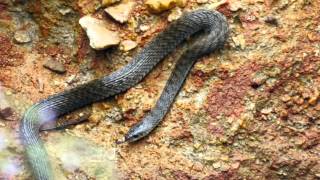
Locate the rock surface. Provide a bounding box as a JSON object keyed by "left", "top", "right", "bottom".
{"left": 79, "top": 15, "right": 120, "bottom": 50}
{"left": 105, "top": 1, "right": 135, "bottom": 23}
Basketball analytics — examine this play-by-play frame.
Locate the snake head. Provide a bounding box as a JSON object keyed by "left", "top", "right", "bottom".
{"left": 117, "top": 120, "right": 153, "bottom": 144}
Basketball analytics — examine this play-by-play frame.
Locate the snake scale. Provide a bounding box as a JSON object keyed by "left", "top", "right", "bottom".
{"left": 20, "top": 9, "right": 228, "bottom": 180}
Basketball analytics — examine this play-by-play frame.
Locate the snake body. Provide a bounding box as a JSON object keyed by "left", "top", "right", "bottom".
{"left": 20, "top": 9, "right": 228, "bottom": 180}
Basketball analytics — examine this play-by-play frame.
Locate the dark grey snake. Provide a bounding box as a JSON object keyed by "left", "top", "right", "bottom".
{"left": 20, "top": 9, "right": 228, "bottom": 180}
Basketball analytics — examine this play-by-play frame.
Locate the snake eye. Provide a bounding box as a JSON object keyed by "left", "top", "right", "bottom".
{"left": 132, "top": 134, "right": 139, "bottom": 139}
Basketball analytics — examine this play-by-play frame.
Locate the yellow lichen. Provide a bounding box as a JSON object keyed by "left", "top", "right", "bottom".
{"left": 145, "top": 0, "right": 187, "bottom": 13}
{"left": 101, "top": 0, "right": 121, "bottom": 7}
{"left": 78, "top": 0, "right": 102, "bottom": 14}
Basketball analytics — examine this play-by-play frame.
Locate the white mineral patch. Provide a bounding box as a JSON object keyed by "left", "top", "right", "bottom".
{"left": 0, "top": 158, "right": 21, "bottom": 177}
{"left": 79, "top": 15, "right": 120, "bottom": 50}
{"left": 46, "top": 134, "right": 117, "bottom": 179}
{"left": 60, "top": 152, "right": 81, "bottom": 172}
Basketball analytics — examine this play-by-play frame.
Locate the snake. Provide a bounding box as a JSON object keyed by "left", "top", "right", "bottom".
{"left": 19, "top": 9, "right": 228, "bottom": 180}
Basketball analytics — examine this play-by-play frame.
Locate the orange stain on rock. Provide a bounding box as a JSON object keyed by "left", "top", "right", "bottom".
{"left": 206, "top": 62, "right": 261, "bottom": 118}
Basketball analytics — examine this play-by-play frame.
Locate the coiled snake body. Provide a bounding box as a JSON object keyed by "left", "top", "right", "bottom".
{"left": 20, "top": 9, "right": 228, "bottom": 180}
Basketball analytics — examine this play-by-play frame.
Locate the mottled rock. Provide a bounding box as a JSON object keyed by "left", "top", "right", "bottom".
{"left": 79, "top": 15, "right": 120, "bottom": 50}
{"left": 13, "top": 30, "right": 31, "bottom": 44}
{"left": 105, "top": 1, "right": 135, "bottom": 23}
{"left": 251, "top": 72, "right": 268, "bottom": 88}
{"left": 105, "top": 107, "right": 123, "bottom": 122}
{"left": 43, "top": 57, "right": 66, "bottom": 74}
{"left": 102, "top": 0, "right": 121, "bottom": 7}
{"left": 120, "top": 40, "right": 137, "bottom": 51}
{"left": 232, "top": 34, "right": 246, "bottom": 49}
{"left": 145, "top": 0, "right": 187, "bottom": 13}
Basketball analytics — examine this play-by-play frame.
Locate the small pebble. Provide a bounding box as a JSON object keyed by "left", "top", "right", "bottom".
{"left": 105, "top": 1, "right": 136, "bottom": 23}
{"left": 232, "top": 34, "right": 246, "bottom": 49}
{"left": 308, "top": 94, "right": 319, "bottom": 105}
{"left": 13, "top": 30, "right": 32, "bottom": 44}
{"left": 261, "top": 107, "right": 273, "bottom": 114}
{"left": 193, "top": 142, "right": 201, "bottom": 149}
{"left": 307, "top": 89, "right": 319, "bottom": 105}
{"left": 58, "top": 8, "right": 72, "bottom": 15}
{"left": 88, "top": 114, "right": 102, "bottom": 124}
{"left": 281, "top": 94, "right": 291, "bottom": 102}
{"left": 212, "top": 162, "right": 221, "bottom": 169}
{"left": 139, "top": 24, "right": 150, "bottom": 31}
{"left": 79, "top": 15, "right": 120, "bottom": 50}
{"left": 251, "top": 72, "right": 268, "bottom": 88}
{"left": 5, "top": 91, "right": 12, "bottom": 96}
{"left": 293, "top": 95, "right": 304, "bottom": 105}
{"left": 105, "top": 107, "right": 123, "bottom": 122}
{"left": 279, "top": 109, "right": 288, "bottom": 119}
{"left": 168, "top": 7, "right": 182, "bottom": 22}
{"left": 43, "top": 57, "right": 66, "bottom": 74}
{"left": 264, "top": 16, "right": 278, "bottom": 26}
{"left": 120, "top": 40, "right": 137, "bottom": 51}
{"left": 66, "top": 75, "right": 77, "bottom": 84}
{"left": 37, "top": 78, "right": 44, "bottom": 93}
